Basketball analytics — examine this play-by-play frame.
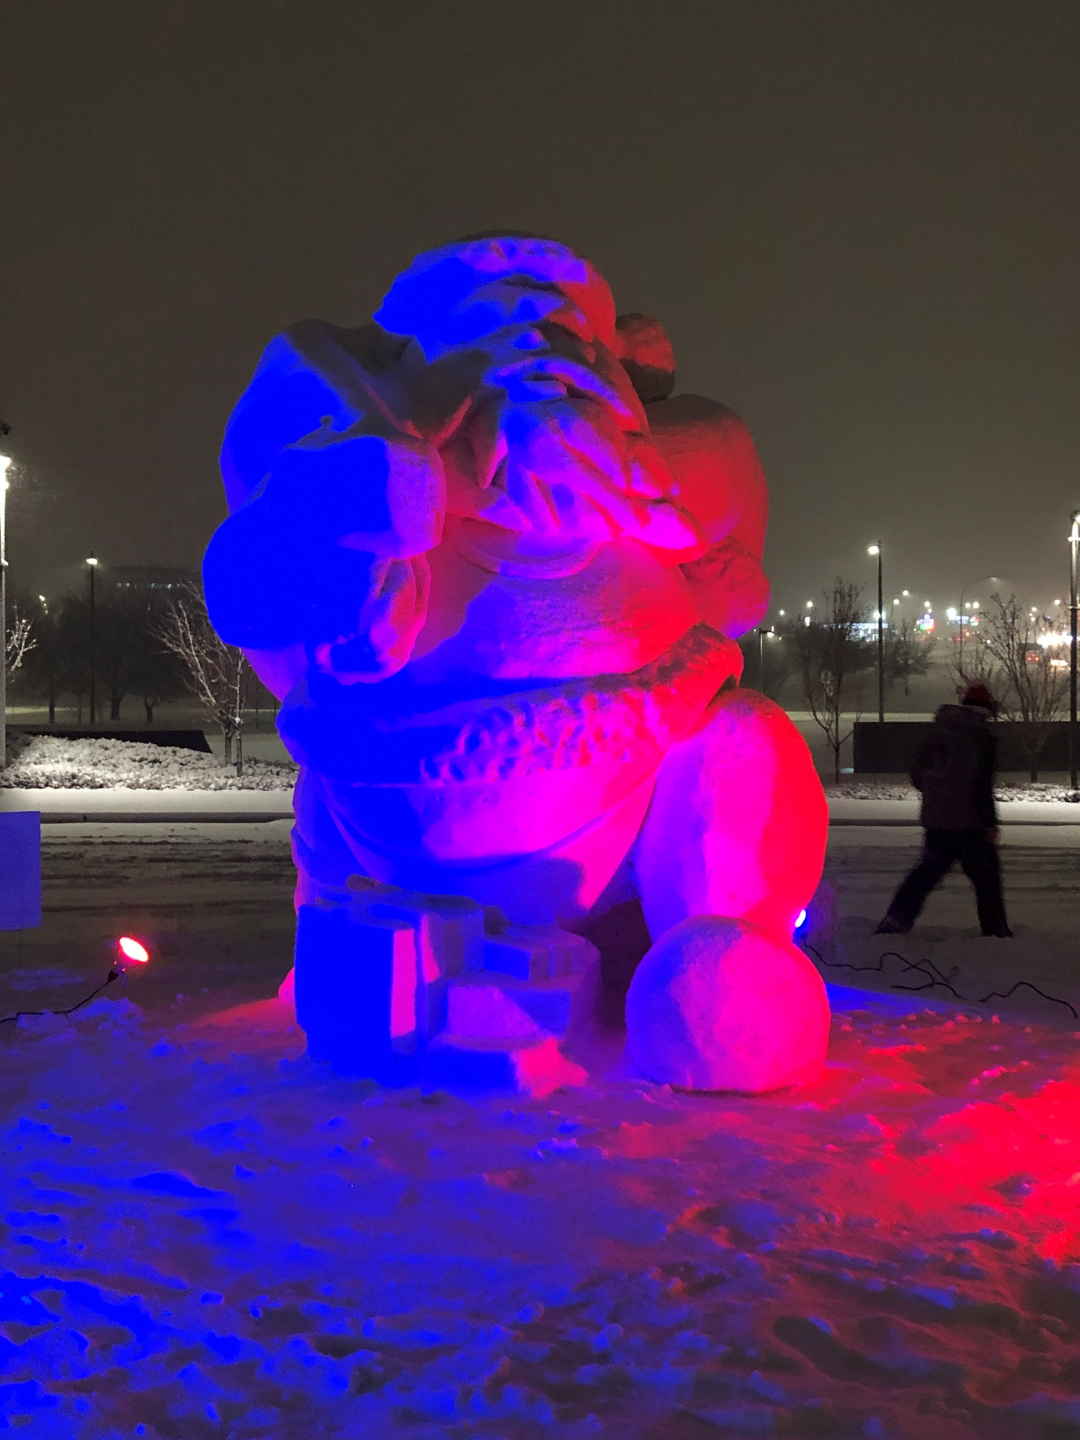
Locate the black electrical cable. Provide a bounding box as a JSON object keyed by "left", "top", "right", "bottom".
{"left": 801, "top": 942, "right": 1078, "bottom": 1020}
{"left": 0, "top": 968, "right": 123, "bottom": 1027}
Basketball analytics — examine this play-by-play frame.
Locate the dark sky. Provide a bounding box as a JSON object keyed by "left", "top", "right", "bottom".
{"left": 2, "top": 0, "right": 1078, "bottom": 617}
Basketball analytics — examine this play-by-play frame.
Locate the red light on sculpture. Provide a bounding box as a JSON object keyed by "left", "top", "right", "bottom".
{"left": 118, "top": 937, "right": 150, "bottom": 964}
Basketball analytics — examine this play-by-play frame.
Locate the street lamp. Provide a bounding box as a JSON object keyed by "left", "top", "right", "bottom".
{"left": 958, "top": 575, "right": 1000, "bottom": 682}
{"left": 867, "top": 544, "right": 884, "bottom": 723}
{"left": 0, "top": 455, "right": 10, "bottom": 768}
{"left": 86, "top": 555, "right": 98, "bottom": 726}
{"left": 1069, "top": 514, "right": 1079, "bottom": 792}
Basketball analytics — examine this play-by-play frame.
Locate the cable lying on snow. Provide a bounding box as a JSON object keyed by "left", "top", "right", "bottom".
{"left": 803, "top": 943, "right": 1078, "bottom": 1020}
{"left": 0, "top": 937, "right": 152, "bottom": 1027}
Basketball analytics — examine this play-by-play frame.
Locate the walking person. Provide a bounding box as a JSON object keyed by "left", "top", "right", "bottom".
{"left": 876, "top": 683, "right": 1012, "bottom": 937}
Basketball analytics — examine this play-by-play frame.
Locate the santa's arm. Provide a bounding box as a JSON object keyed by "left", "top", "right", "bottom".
{"left": 203, "top": 321, "right": 446, "bottom": 698}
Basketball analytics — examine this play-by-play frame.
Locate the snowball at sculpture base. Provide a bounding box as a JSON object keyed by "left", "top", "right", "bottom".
{"left": 625, "top": 917, "right": 830, "bottom": 1093}
{"left": 204, "top": 233, "right": 830, "bottom": 1092}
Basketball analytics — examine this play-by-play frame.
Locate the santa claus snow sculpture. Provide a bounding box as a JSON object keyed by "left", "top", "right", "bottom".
{"left": 204, "top": 235, "right": 830, "bottom": 1094}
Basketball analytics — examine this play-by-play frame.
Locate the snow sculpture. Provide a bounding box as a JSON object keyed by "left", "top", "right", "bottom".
{"left": 204, "top": 235, "right": 829, "bottom": 1092}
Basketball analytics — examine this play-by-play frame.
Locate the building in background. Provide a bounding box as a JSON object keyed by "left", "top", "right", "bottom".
{"left": 104, "top": 565, "right": 197, "bottom": 594}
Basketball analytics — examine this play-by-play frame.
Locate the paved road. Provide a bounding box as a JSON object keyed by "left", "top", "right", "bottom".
{"left": 7, "top": 819, "right": 1079, "bottom": 949}
{"left": 0, "top": 823, "right": 297, "bottom": 1023}
{"left": 3, "top": 819, "right": 1077, "bottom": 1027}
{"left": 827, "top": 826, "right": 1080, "bottom": 933}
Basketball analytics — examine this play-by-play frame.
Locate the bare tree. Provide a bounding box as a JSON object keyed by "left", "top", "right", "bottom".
{"left": 55, "top": 595, "right": 92, "bottom": 722}
{"left": 102, "top": 589, "right": 185, "bottom": 723}
{"left": 794, "top": 579, "right": 874, "bottom": 783}
{"left": 15, "top": 597, "right": 62, "bottom": 722}
{"left": 961, "top": 594, "right": 1068, "bottom": 781}
{"left": 5, "top": 605, "right": 34, "bottom": 681}
{"left": 156, "top": 584, "right": 251, "bottom": 765}
{"left": 884, "top": 617, "right": 936, "bottom": 698}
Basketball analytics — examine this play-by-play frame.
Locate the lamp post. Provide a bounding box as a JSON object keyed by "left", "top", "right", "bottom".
{"left": 0, "top": 455, "right": 10, "bottom": 769}
{"left": 958, "top": 575, "right": 1000, "bottom": 682}
{"left": 1069, "top": 515, "right": 1079, "bottom": 792}
{"left": 86, "top": 555, "right": 98, "bottom": 726}
{"left": 868, "top": 544, "right": 884, "bottom": 723}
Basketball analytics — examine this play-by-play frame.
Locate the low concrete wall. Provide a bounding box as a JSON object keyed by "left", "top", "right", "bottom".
{"left": 10, "top": 727, "right": 211, "bottom": 753}
{"left": 854, "top": 720, "right": 1080, "bottom": 774}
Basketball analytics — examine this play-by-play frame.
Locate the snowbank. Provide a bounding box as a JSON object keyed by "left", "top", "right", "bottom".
{"left": 828, "top": 780, "right": 1080, "bottom": 804}
{"left": 0, "top": 735, "right": 297, "bottom": 792}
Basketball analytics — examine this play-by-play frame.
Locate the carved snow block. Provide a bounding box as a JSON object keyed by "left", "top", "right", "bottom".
{"left": 0, "top": 811, "right": 41, "bottom": 931}
{"left": 445, "top": 972, "right": 584, "bottom": 1041}
{"left": 424, "top": 1032, "right": 586, "bottom": 1097}
{"left": 418, "top": 893, "right": 485, "bottom": 974}
{"left": 482, "top": 923, "right": 594, "bottom": 981}
{"left": 347, "top": 888, "right": 485, "bottom": 1035}
{"left": 359, "top": 900, "right": 448, "bottom": 1038}
{"left": 346, "top": 877, "right": 484, "bottom": 975}
{"left": 294, "top": 903, "right": 421, "bottom": 1079}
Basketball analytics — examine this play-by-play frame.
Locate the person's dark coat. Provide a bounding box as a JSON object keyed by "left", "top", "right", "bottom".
{"left": 911, "top": 703, "right": 997, "bottom": 831}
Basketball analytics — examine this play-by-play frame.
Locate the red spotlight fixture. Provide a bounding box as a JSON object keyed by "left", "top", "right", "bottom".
{"left": 118, "top": 936, "right": 150, "bottom": 965}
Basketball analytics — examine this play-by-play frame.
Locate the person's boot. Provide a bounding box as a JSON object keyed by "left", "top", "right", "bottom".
{"left": 875, "top": 915, "right": 910, "bottom": 935}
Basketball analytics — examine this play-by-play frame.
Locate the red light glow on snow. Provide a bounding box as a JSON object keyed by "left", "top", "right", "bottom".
{"left": 118, "top": 936, "right": 150, "bottom": 964}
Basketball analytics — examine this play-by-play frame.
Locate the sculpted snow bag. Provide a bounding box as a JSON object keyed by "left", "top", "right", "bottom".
{"left": 204, "top": 235, "right": 830, "bottom": 1092}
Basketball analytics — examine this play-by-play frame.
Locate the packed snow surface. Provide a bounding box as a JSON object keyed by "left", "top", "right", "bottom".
{"left": 3, "top": 822, "right": 1080, "bottom": 1436}
{"left": 0, "top": 736, "right": 296, "bottom": 792}
{"left": 2, "top": 975, "right": 1080, "bottom": 1437}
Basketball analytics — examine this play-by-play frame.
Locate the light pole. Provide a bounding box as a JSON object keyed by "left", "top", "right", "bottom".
{"left": 0, "top": 455, "right": 10, "bottom": 768}
{"left": 87, "top": 555, "right": 98, "bottom": 726}
{"left": 958, "top": 575, "right": 1000, "bottom": 682}
{"left": 868, "top": 544, "right": 884, "bottom": 723}
{"left": 1070, "top": 515, "right": 1079, "bottom": 792}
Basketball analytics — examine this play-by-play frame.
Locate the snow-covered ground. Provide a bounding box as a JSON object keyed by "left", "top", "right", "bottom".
{"left": 1, "top": 736, "right": 296, "bottom": 792}
{"left": 1, "top": 825, "right": 1080, "bottom": 1436}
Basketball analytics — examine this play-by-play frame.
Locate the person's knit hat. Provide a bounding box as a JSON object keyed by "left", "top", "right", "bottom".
{"left": 962, "top": 682, "right": 998, "bottom": 715}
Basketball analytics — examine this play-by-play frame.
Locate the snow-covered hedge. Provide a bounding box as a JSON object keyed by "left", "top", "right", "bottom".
{"left": 0, "top": 734, "right": 297, "bottom": 791}
{"left": 826, "top": 780, "right": 1080, "bottom": 803}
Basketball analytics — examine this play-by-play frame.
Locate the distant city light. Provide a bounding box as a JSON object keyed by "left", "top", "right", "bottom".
{"left": 867, "top": 544, "right": 880, "bottom": 556}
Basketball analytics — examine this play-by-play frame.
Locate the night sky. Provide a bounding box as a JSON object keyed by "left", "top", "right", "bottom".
{"left": 2, "top": 1, "right": 1078, "bottom": 617}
